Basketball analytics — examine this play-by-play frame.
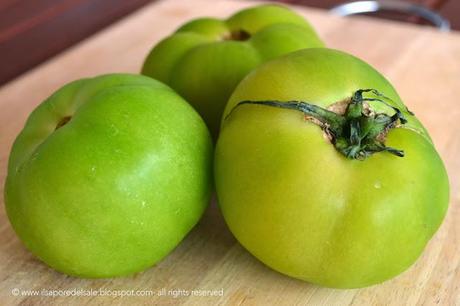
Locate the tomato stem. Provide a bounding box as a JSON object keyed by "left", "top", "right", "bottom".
{"left": 223, "top": 29, "right": 251, "bottom": 41}
{"left": 228, "top": 89, "right": 412, "bottom": 160}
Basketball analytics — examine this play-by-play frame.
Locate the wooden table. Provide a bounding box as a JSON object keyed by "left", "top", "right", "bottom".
{"left": 0, "top": 0, "right": 459, "bottom": 305}
{"left": 0, "top": 0, "right": 154, "bottom": 86}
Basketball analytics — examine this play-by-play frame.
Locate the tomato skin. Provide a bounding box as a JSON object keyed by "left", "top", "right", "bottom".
{"left": 5, "top": 74, "right": 213, "bottom": 278}
{"left": 141, "top": 4, "right": 324, "bottom": 138}
{"left": 215, "top": 48, "right": 449, "bottom": 288}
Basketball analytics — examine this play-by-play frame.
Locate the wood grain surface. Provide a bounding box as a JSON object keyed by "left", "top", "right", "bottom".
{"left": 0, "top": 0, "right": 154, "bottom": 86}
{"left": 0, "top": 0, "right": 459, "bottom": 305}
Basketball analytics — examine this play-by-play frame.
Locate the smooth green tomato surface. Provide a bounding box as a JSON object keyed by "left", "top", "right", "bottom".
{"left": 142, "top": 4, "right": 324, "bottom": 138}
{"left": 216, "top": 48, "right": 449, "bottom": 288}
{"left": 5, "top": 74, "right": 213, "bottom": 278}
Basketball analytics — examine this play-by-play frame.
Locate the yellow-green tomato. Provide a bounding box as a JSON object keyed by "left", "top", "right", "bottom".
{"left": 215, "top": 48, "right": 449, "bottom": 288}
{"left": 5, "top": 74, "right": 212, "bottom": 278}
{"left": 141, "top": 4, "right": 324, "bottom": 139}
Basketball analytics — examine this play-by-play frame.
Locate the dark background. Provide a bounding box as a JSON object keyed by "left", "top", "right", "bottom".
{"left": 0, "top": 0, "right": 458, "bottom": 86}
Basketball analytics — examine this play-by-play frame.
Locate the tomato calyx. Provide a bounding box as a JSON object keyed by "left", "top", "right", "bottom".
{"left": 228, "top": 89, "right": 412, "bottom": 160}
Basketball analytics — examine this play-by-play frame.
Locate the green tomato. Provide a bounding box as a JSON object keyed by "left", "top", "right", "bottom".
{"left": 4, "top": 74, "right": 212, "bottom": 278}
{"left": 215, "top": 48, "right": 449, "bottom": 288}
{"left": 141, "top": 4, "right": 324, "bottom": 139}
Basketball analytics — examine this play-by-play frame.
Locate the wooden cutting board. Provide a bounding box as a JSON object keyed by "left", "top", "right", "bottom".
{"left": 0, "top": 0, "right": 459, "bottom": 305}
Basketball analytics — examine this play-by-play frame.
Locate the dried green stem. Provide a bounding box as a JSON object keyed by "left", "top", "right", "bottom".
{"left": 227, "top": 89, "right": 412, "bottom": 160}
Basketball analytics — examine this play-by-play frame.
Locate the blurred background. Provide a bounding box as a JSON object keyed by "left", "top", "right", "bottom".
{"left": 0, "top": 0, "right": 456, "bottom": 86}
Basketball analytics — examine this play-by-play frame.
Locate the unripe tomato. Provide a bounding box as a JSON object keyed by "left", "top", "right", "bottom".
{"left": 215, "top": 48, "right": 449, "bottom": 288}
{"left": 142, "top": 4, "right": 324, "bottom": 139}
{"left": 5, "top": 74, "right": 213, "bottom": 277}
